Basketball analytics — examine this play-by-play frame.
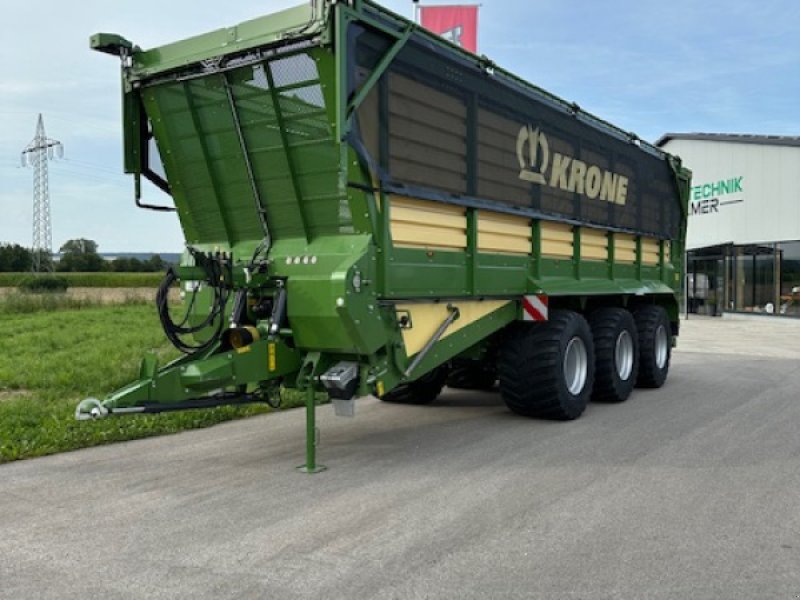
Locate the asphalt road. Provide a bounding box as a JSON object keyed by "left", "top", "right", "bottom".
{"left": 1, "top": 318, "right": 799, "bottom": 599}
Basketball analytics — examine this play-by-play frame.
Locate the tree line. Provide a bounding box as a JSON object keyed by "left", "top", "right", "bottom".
{"left": 0, "top": 239, "right": 169, "bottom": 273}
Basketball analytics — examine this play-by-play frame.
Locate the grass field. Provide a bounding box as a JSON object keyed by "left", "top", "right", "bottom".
{"left": 0, "top": 303, "right": 302, "bottom": 463}
{"left": 0, "top": 290, "right": 152, "bottom": 314}
{"left": 0, "top": 272, "right": 163, "bottom": 288}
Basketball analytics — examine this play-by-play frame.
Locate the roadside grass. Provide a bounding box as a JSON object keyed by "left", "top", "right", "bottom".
{"left": 0, "top": 272, "right": 163, "bottom": 288}
{"left": 0, "top": 304, "right": 303, "bottom": 463}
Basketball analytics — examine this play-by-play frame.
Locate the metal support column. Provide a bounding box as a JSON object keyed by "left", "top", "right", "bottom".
{"left": 297, "top": 385, "right": 326, "bottom": 474}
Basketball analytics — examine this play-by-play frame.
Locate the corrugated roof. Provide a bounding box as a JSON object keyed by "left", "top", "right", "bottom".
{"left": 655, "top": 133, "right": 800, "bottom": 148}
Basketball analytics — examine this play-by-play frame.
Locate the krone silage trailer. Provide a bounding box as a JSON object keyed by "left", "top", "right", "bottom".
{"left": 77, "top": 0, "right": 691, "bottom": 472}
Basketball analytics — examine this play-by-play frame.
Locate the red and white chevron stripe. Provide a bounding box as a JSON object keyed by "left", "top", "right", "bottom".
{"left": 522, "top": 294, "right": 549, "bottom": 322}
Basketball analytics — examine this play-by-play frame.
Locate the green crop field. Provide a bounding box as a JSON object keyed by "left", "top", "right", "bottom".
{"left": 0, "top": 303, "right": 302, "bottom": 463}
{"left": 0, "top": 272, "right": 164, "bottom": 288}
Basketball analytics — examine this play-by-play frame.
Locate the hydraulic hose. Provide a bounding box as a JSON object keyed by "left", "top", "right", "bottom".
{"left": 157, "top": 252, "right": 232, "bottom": 355}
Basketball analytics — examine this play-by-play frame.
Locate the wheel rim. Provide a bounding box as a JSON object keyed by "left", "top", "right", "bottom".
{"left": 615, "top": 330, "right": 634, "bottom": 381}
{"left": 563, "top": 336, "right": 588, "bottom": 395}
{"left": 655, "top": 325, "right": 669, "bottom": 369}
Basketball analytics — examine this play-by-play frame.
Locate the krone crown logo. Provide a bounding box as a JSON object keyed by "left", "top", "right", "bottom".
{"left": 517, "top": 124, "right": 550, "bottom": 185}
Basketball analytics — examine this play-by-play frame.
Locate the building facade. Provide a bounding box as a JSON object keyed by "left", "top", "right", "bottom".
{"left": 657, "top": 134, "right": 800, "bottom": 317}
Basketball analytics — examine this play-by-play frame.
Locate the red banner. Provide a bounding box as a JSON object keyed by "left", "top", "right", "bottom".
{"left": 419, "top": 5, "right": 479, "bottom": 53}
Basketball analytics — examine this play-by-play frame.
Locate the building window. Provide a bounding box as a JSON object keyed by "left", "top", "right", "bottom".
{"left": 688, "top": 241, "right": 800, "bottom": 317}
{"left": 778, "top": 241, "right": 800, "bottom": 316}
{"left": 733, "top": 245, "right": 777, "bottom": 313}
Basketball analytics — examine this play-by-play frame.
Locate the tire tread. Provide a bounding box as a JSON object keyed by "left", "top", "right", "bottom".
{"left": 498, "top": 310, "right": 593, "bottom": 420}
{"left": 381, "top": 366, "right": 448, "bottom": 405}
{"left": 634, "top": 305, "right": 671, "bottom": 388}
{"left": 589, "top": 308, "right": 639, "bottom": 403}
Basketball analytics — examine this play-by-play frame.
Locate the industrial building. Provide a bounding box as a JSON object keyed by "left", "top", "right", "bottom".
{"left": 657, "top": 134, "right": 800, "bottom": 317}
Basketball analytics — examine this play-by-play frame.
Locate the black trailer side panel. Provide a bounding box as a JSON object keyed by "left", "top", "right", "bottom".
{"left": 353, "top": 21, "right": 682, "bottom": 240}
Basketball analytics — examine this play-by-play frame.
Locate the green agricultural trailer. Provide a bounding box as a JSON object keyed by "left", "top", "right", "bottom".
{"left": 77, "top": 0, "right": 691, "bottom": 471}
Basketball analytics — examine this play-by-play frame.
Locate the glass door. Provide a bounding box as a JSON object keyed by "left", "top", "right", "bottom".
{"left": 687, "top": 254, "right": 724, "bottom": 316}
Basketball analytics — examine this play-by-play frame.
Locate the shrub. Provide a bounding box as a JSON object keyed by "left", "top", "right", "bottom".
{"left": 17, "top": 275, "right": 70, "bottom": 294}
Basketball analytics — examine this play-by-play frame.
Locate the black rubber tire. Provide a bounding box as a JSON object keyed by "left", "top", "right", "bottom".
{"left": 380, "top": 366, "right": 448, "bottom": 405}
{"left": 634, "top": 305, "right": 672, "bottom": 388}
{"left": 589, "top": 308, "right": 639, "bottom": 403}
{"left": 446, "top": 362, "right": 497, "bottom": 390}
{"left": 498, "top": 310, "right": 595, "bottom": 420}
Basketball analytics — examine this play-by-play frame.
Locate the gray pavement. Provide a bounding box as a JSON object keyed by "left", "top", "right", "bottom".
{"left": 2, "top": 317, "right": 800, "bottom": 599}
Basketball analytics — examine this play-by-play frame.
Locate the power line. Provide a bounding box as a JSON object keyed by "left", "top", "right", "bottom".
{"left": 59, "top": 158, "right": 126, "bottom": 177}
{"left": 49, "top": 163, "right": 130, "bottom": 189}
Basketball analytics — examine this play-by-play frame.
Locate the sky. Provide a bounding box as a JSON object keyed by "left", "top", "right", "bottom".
{"left": 1, "top": 0, "right": 798, "bottom": 253}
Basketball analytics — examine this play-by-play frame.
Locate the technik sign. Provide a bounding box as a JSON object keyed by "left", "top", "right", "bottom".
{"left": 690, "top": 176, "right": 744, "bottom": 215}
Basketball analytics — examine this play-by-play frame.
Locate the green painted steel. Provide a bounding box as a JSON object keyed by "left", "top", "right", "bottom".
{"left": 139, "top": 47, "right": 343, "bottom": 247}
{"left": 81, "top": 0, "right": 690, "bottom": 469}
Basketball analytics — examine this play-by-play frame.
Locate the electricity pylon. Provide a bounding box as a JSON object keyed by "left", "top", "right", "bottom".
{"left": 21, "top": 114, "right": 63, "bottom": 273}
